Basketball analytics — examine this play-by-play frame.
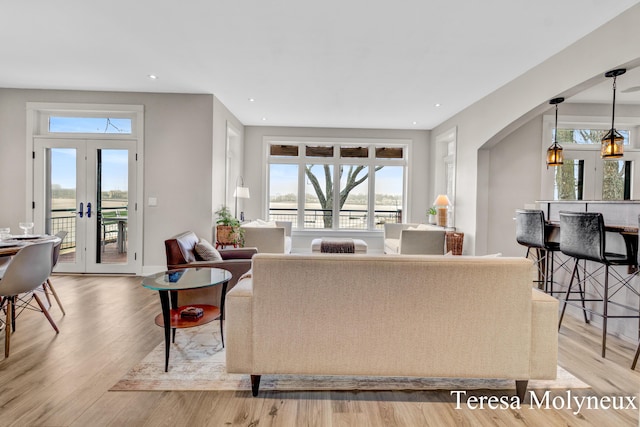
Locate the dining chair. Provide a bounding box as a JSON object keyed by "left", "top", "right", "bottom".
{"left": 557, "top": 211, "right": 637, "bottom": 358}
{"left": 41, "top": 231, "right": 67, "bottom": 315}
{"left": 0, "top": 241, "right": 57, "bottom": 357}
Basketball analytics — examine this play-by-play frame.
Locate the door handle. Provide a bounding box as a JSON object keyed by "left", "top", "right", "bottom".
{"left": 86, "top": 202, "right": 92, "bottom": 218}
{"left": 78, "top": 202, "right": 84, "bottom": 218}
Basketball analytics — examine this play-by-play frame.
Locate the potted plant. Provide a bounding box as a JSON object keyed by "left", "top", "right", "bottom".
{"left": 427, "top": 207, "right": 437, "bottom": 225}
{"left": 214, "top": 206, "right": 244, "bottom": 247}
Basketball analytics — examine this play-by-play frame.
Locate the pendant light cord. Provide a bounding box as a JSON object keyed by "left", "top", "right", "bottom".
{"left": 611, "top": 76, "right": 617, "bottom": 132}
{"left": 554, "top": 103, "right": 558, "bottom": 141}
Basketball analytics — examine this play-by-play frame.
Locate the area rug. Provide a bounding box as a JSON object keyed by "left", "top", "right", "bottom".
{"left": 111, "top": 322, "right": 589, "bottom": 392}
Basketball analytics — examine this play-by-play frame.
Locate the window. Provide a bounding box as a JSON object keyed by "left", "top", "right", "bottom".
{"left": 269, "top": 164, "right": 299, "bottom": 226}
{"left": 602, "top": 160, "right": 632, "bottom": 200}
{"left": 556, "top": 128, "right": 630, "bottom": 146}
{"left": 266, "top": 139, "right": 408, "bottom": 230}
{"left": 542, "top": 117, "right": 640, "bottom": 201}
{"left": 49, "top": 117, "right": 132, "bottom": 134}
{"left": 553, "top": 160, "right": 584, "bottom": 200}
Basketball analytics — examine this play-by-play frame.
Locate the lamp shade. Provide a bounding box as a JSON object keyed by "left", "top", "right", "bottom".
{"left": 546, "top": 142, "right": 564, "bottom": 166}
{"left": 546, "top": 97, "right": 564, "bottom": 167}
{"left": 433, "top": 194, "right": 451, "bottom": 207}
{"left": 233, "top": 186, "right": 250, "bottom": 199}
{"left": 601, "top": 129, "right": 624, "bottom": 159}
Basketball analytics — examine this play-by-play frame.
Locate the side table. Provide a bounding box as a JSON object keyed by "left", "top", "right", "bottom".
{"left": 141, "top": 267, "right": 232, "bottom": 371}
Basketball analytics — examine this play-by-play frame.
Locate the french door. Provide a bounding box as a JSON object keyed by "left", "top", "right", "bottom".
{"left": 33, "top": 138, "right": 139, "bottom": 274}
{"left": 541, "top": 149, "right": 640, "bottom": 201}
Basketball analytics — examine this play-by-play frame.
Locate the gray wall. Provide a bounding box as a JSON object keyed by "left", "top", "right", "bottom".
{"left": 0, "top": 88, "right": 235, "bottom": 271}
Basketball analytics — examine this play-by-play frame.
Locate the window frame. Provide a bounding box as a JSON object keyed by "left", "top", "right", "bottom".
{"left": 264, "top": 137, "right": 409, "bottom": 231}
{"left": 540, "top": 114, "right": 640, "bottom": 201}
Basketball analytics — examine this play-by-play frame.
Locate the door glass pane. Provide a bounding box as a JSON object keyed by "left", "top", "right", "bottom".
{"left": 339, "top": 165, "right": 368, "bottom": 229}
{"left": 268, "top": 164, "right": 298, "bottom": 227}
{"left": 305, "top": 164, "right": 333, "bottom": 228}
{"left": 96, "top": 149, "right": 128, "bottom": 264}
{"left": 554, "top": 159, "right": 584, "bottom": 200}
{"left": 602, "top": 160, "right": 632, "bottom": 200}
{"left": 47, "top": 148, "right": 77, "bottom": 263}
{"left": 374, "top": 166, "right": 403, "bottom": 229}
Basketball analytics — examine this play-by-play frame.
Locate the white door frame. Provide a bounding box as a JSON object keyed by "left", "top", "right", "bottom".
{"left": 26, "top": 102, "right": 144, "bottom": 275}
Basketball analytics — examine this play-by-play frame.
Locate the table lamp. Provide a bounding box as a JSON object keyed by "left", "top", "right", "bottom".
{"left": 433, "top": 194, "right": 451, "bottom": 227}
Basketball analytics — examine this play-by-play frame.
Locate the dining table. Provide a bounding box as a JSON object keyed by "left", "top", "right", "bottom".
{"left": 0, "top": 234, "right": 62, "bottom": 258}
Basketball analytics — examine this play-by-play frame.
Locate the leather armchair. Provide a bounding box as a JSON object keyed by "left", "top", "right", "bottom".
{"left": 164, "top": 231, "right": 257, "bottom": 305}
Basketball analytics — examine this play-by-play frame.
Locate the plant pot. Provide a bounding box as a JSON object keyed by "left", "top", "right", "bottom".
{"left": 216, "top": 225, "right": 238, "bottom": 246}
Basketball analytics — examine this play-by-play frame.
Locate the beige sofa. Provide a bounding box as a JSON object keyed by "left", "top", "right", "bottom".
{"left": 226, "top": 254, "right": 558, "bottom": 399}
{"left": 383, "top": 223, "right": 446, "bottom": 254}
{"left": 241, "top": 221, "right": 292, "bottom": 253}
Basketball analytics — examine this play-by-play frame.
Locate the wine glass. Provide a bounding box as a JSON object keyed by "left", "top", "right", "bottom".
{"left": 19, "top": 222, "right": 34, "bottom": 236}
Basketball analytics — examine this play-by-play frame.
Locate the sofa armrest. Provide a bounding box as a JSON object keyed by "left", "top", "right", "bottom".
{"left": 225, "top": 276, "right": 254, "bottom": 373}
{"left": 399, "top": 229, "right": 446, "bottom": 255}
{"left": 530, "top": 289, "right": 558, "bottom": 379}
{"left": 220, "top": 247, "right": 258, "bottom": 260}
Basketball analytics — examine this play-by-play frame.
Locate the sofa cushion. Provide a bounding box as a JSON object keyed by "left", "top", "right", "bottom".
{"left": 195, "top": 239, "right": 223, "bottom": 261}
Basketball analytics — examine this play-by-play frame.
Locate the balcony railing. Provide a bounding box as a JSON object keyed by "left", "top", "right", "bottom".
{"left": 268, "top": 208, "right": 401, "bottom": 230}
{"left": 47, "top": 206, "right": 127, "bottom": 250}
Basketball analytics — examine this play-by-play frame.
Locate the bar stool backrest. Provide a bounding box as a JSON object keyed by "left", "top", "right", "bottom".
{"left": 515, "top": 209, "right": 546, "bottom": 249}
{"left": 559, "top": 211, "right": 605, "bottom": 263}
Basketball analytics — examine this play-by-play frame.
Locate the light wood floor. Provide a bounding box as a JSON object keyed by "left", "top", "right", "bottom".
{"left": 1, "top": 275, "right": 640, "bottom": 426}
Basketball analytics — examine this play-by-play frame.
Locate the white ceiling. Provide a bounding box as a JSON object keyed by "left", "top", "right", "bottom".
{"left": 1, "top": 0, "right": 639, "bottom": 130}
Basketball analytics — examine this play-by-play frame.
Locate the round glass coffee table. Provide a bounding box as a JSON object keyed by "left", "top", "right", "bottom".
{"left": 142, "top": 267, "right": 232, "bottom": 371}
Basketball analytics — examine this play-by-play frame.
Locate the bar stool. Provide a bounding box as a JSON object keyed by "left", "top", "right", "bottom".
{"left": 558, "top": 211, "right": 637, "bottom": 358}
{"left": 515, "top": 209, "right": 562, "bottom": 294}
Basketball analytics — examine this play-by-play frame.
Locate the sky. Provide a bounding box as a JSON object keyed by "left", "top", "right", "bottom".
{"left": 52, "top": 149, "right": 128, "bottom": 192}
{"left": 49, "top": 118, "right": 130, "bottom": 192}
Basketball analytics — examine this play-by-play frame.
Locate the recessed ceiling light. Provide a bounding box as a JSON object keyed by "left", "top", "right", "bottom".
{"left": 248, "top": 98, "right": 255, "bottom": 102}
{"left": 148, "top": 74, "right": 158, "bottom": 80}
{"left": 262, "top": 117, "right": 267, "bottom": 121}
{"left": 412, "top": 121, "right": 417, "bottom": 125}
{"left": 434, "top": 103, "right": 441, "bottom": 107}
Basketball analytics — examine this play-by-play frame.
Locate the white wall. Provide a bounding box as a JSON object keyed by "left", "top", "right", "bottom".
{"left": 243, "top": 126, "right": 431, "bottom": 225}
{"left": 0, "top": 88, "right": 219, "bottom": 271}
{"left": 431, "top": 3, "right": 640, "bottom": 255}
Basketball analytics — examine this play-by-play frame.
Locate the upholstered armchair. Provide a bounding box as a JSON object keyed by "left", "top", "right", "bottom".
{"left": 241, "top": 221, "right": 292, "bottom": 253}
{"left": 164, "top": 231, "right": 257, "bottom": 305}
{"left": 383, "top": 223, "right": 446, "bottom": 255}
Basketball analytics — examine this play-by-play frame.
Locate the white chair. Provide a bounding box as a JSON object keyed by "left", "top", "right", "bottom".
{"left": 41, "top": 231, "right": 67, "bottom": 315}
{"left": 0, "top": 241, "right": 58, "bottom": 357}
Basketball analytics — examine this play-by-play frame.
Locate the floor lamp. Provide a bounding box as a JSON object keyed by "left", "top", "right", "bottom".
{"left": 233, "top": 176, "right": 250, "bottom": 220}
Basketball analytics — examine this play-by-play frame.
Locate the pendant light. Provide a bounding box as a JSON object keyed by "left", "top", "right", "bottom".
{"left": 546, "top": 97, "right": 565, "bottom": 168}
{"left": 601, "top": 68, "right": 626, "bottom": 159}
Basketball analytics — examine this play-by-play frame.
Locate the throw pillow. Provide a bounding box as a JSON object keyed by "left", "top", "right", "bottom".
{"left": 195, "top": 239, "right": 222, "bottom": 261}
